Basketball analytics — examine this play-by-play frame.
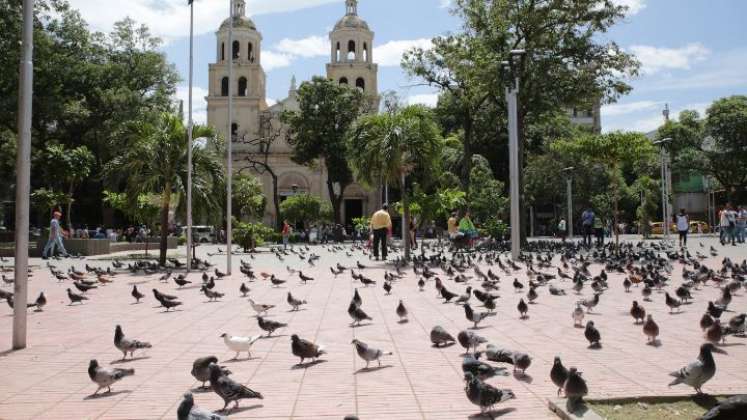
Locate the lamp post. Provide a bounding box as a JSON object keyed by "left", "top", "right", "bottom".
{"left": 562, "top": 167, "right": 574, "bottom": 239}
{"left": 186, "top": 0, "right": 195, "bottom": 271}
{"left": 226, "top": 0, "right": 234, "bottom": 274}
{"left": 13, "top": 0, "right": 34, "bottom": 350}
{"left": 503, "top": 49, "right": 525, "bottom": 261}
{"left": 654, "top": 138, "right": 672, "bottom": 237}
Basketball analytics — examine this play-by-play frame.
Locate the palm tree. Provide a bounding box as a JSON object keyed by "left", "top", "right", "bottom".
{"left": 108, "top": 112, "right": 224, "bottom": 265}
{"left": 347, "top": 105, "right": 442, "bottom": 260}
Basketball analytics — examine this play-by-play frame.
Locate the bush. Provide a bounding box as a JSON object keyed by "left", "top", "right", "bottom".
{"left": 233, "top": 220, "right": 274, "bottom": 251}
{"left": 481, "top": 217, "right": 509, "bottom": 241}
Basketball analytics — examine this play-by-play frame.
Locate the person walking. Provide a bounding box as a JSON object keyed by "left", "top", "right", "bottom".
{"left": 725, "top": 203, "right": 738, "bottom": 246}
{"left": 458, "top": 211, "right": 478, "bottom": 247}
{"left": 581, "top": 208, "right": 594, "bottom": 247}
{"left": 719, "top": 207, "right": 729, "bottom": 244}
{"left": 42, "top": 211, "right": 69, "bottom": 259}
{"left": 593, "top": 215, "right": 604, "bottom": 247}
{"left": 370, "top": 204, "right": 392, "bottom": 261}
{"left": 409, "top": 216, "right": 417, "bottom": 250}
{"left": 676, "top": 208, "right": 689, "bottom": 248}
{"left": 736, "top": 205, "right": 747, "bottom": 244}
{"left": 281, "top": 219, "right": 292, "bottom": 250}
{"left": 557, "top": 218, "right": 567, "bottom": 242}
{"left": 447, "top": 212, "right": 459, "bottom": 240}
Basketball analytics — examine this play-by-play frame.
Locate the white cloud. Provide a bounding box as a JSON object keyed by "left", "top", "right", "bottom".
{"left": 601, "top": 100, "right": 662, "bottom": 117}
{"left": 266, "top": 98, "right": 277, "bottom": 107}
{"left": 439, "top": 0, "right": 452, "bottom": 9}
{"left": 262, "top": 51, "right": 294, "bottom": 71}
{"left": 630, "top": 43, "right": 710, "bottom": 74}
{"left": 407, "top": 93, "right": 440, "bottom": 107}
{"left": 374, "top": 38, "right": 432, "bottom": 67}
{"left": 66, "top": 0, "right": 340, "bottom": 42}
{"left": 274, "top": 35, "right": 328, "bottom": 58}
{"left": 611, "top": 0, "right": 646, "bottom": 15}
{"left": 605, "top": 102, "right": 710, "bottom": 133}
{"left": 175, "top": 85, "right": 209, "bottom": 124}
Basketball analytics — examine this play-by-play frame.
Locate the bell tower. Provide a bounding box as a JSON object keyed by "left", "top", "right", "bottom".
{"left": 206, "top": 0, "right": 267, "bottom": 143}
{"left": 326, "top": 0, "right": 379, "bottom": 109}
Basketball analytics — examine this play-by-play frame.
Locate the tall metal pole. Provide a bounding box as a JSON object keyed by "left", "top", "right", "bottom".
{"left": 13, "top": 0, "right": 34, "bottom": 350}
{"left": 226, "top": 0, "right": 234, "bottom": 274}
{"left": 566, "top": 178, "right": 573, "bottom": 238}
{"left": 507, "top": 77, "right": 520, "bottom": 260}
{"left": 186, "top": 0, "right": 194, "bottom": 272}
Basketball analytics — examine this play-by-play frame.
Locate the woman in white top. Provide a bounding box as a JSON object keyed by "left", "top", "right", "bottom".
{"left": 676, "top": 208, "right": 689, "bottom": 248}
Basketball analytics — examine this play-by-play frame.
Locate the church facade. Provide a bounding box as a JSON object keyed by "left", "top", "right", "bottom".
{"left": 206, "top": 0, "right": 381, "bottom": 228}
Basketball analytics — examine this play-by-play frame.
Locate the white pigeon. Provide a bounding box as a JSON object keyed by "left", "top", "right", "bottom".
{"left": 220, "top": 333, "right": 261, "bottom": 359}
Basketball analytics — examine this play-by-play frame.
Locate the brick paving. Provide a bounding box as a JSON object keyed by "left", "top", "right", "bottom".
{"left": 1, "top": 236, "right": 746, "bottom": 419}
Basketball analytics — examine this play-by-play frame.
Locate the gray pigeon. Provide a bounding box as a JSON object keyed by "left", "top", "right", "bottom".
{"left": 463, "top": 372, "right": 515, "bottom": 414}
{"left": 177, "top": 392, "right": 227, "bottom": 420}
{"left": 396, "top": 299, "right": 408, "bottom": 321}
{"left": 348, "top": 301, "right": 372, "bottom": 326}
{"left": 700, "top": 394, "right": 747, "bottom": 420}
{"left": 257, "top": 316, "right": 287, "bottom": 336}
{"left": 209, "top": 363, "right": 263, "bottom": 412}
{"left": 563, "top": 367, "right": 588, "bottom": 408}
{"left": 669, "top": 343, "right": 727, "bottom": 394}
{"left": 352, "top": 339, "right": 391, "bottom": 368}
{"left": 550, "top": 356, "right": 569, "bottom": 396}
{"left": 87, "top": 359, "right": 134, "bottom": 395}
{"left": 114, "top": 325, "right": 152, "bottom": 360}
{"left": 191, "top": 356, "right": 230, "bottom": 389}
{"left": 291, "top": 334, "right": 326, "bottom": 364}
{"left": 457, "top": 330, "right": 487, "bottom": 353}
{"left": 430, "top": 325, "right": 455, "bottom": 347}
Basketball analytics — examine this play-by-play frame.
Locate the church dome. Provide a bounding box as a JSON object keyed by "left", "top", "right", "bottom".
{"left": 334, "top": 14, "right": 369, "bottom": 31}
{"left": 220, "top": 15, "right": 257, "bottom": 31}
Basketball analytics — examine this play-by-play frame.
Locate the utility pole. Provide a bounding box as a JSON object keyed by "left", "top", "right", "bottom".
{"left": 226, "top": 0, "right": 234, "bottom": 274}
{"left": 186, "top": 0, "right": 195, "bottom": 271}
{"left": 13, "top": 0, "right": 34, "bottom": 350}
{"left": 563, "top": 167, "right": 574, "bottom": 239}
{"left": 504, "top": 49, "right": 525, "bottom": 260}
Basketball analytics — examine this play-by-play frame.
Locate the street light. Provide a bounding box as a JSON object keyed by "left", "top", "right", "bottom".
{"left": 186, "top": 0, "right": 196, "bottom": 272}
{"left": 653, "top": 138, "right": 672, "bottom": 237}
{"left": 503, "top": 49, "right": 525, "bottom": 261}
{"left": 226, "top": 0, "right": 234, "bottom": 274}
{"left": 562, "top": 167, "right": 574, "bottom": 239}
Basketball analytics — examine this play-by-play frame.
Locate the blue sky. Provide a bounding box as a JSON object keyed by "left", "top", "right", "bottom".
{"left": 68, "top": 0, "right": 747, "bottom": 133}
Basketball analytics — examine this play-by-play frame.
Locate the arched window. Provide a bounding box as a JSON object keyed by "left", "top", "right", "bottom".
{"left": 363, "top": 42, "right": 368, "bottom": 62}
{"left": 347, "top": 40, "right": 356, "bottom": 60}
{"left": 336, "top": 42, "right": 341, "bottom": 62}
{"left": 238, "top": 77, "right": 247, "bottom": 96}
{"left": 247, "top": 42, "right": 254, "bottom": 62}
{"left": 232, "top": 40, "right": 240, "bottom": 59}
{"left": 221, "top": 42, "right": 225, "bottom": 61}
{"left": 356, "top": 77, "right": 365, "bottom": 91}
{"left": 339, "top": 77, "right": 348, "bottom": 85}
{"left": 221, "top": 77, "right": 229, "bottom": 96}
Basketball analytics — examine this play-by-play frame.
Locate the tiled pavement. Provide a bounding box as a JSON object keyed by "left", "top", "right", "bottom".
{"left": 1, "top": 237, "right": 746, "bottom": 419}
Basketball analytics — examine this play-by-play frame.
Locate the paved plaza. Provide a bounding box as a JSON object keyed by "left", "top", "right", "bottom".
{"left": 1, "top": 236, "right": 746, "bottom": 419}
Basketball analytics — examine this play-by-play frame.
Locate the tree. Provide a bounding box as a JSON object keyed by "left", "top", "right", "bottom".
{"left": 31, "top": 188, "right": 70, "bottom": 217}
{"left": 233, "top": 219, "right": 274, "bottom": 252}
{"left": 552, "top": 132, "right": 654, "bottom": 247}
{"left": 282, "top": 76, "right": 367, "bottom": 224}
{"left": 633, "top": 176, "right": 660, "bottom": 238}
{"left": 468, "top": 155, "right": 508, "bottom": 225}
{"left": 280, "top": 194, "right": 325, "bottom": 227}
{"left": 232, "top": 174, "right": 266, "bottom": 221}
{"left": 42, "top": 144, "right": 94, "bottom": 228}
{"left": 107, "top": 112, "right": 224, "bottom": 265}
{"left": 347, "top": 105, "right": 442, "bottom": 260}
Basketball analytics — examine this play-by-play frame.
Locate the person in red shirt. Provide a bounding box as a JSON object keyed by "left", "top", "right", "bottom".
{"left": 282, "top": 220, "right": 292, "bottom": 250}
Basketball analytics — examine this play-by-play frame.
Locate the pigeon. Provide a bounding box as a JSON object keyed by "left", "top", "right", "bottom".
{"left": 727, "top": 313, "right": 746, "bottom": 336}
{"left": 418, "top": 278, "right": 425, "bottom": 291}
{"left": 455, "top": 287, "right": 472, "bottom": 305}
{"left": 174, "top": 277, "right": 192, "bottom": 288}
{"left": 298, "top": 271, "right": 314, "bottom": 284}
{"left": 201, "top": 286, "right": 224, "bottom": 302}
{"left": 457, "top": 330, "right": 487, "bottom": 353}
{"left": 352, "top": 339, "right": 391, "bottom": 368}
{"left": 584, "top": 320, "right": 601, "bottom": 348}
{"left": 352, "top": 289, "right": 362, "bottom": 307}
{"left": 287, "top": 292, "right": 307, "bottom": 311}
{"left": 87, "top": 359, "right": 134, "bottom": 395}
{"left": 708, "top": 301, "right": 724, "bottom": 319}
{"left": 396, "top": 300, "right": 408, "bottom": 322}
{"left": 706, "top": 319, "right": 731, "bottom": 345}
{"left": 249, "top": 299, "right": 274, "bottom": 316}
{"left": 513, "top": 278, "right": 524, "bottom": 293}
{"left": 257, "top": 316, "right": 287, "bottom": 336}
{"left": 214, "top": 268, "right": 227, "bottom": 279}
{"left": 73, "top": 281, "right": 97, "bottom": 293}
{"left": 550, "top": 356, "right": 569, "bottom": 396}
{"left": 220, "top": 333, "right": 260, "bottom": 359}
{"left": 177, "top": 392, "right": 227, "bottom": 420}
{"left": 191, "top": 356, "right": 230, "bottom": 389}
{"left": 699, "top": 394, "right": 747, "bottom": 420}
{"left": 463, "top": 372, "right": 515, "bottom": 414}
{"left": 563, "top": 367, "right": 588, "bottom": 409}
{"left": 643, "top": 314, "right": 660, "bottom": 344}
{"left": 578, "top": 293, "right": 600, "bottom": 313}
{"left": 665, "top": 292, "right": 682, "bottom": 313}
{"left": 430, "top": 325, "right": 455, "bottom": 347}
{"left": 440, "top": 286, "right": 457, "bottom": 302}
{"left": 383, "top": 281, "right": 392, "bottom": 295}
{"left": 527, "top": 286, "right": 538, "bottom": 303}
{"left": 623, "top": 277, "right": 632, "bottom": 292}
{"left": 642, "top": 285, "right": 653, "bottom": 301}
{"left": 630, "top": 301, "right": 646, "bottom": 324}
{"left": 270, "top": 275, "right": 286, "bottom": 287}
{"left": 153, "top": 288, "right": 178, "bottom": 302}
{"left": 462, "top": 353, "right": 504, "bottom": 379}
{"left": 239, "top": 283, "right": 250, "bottom": 297}
{"left": 464, "top": 303, "right": 492, "bottom": 328}
{"left": 669, "top": 343, "right": 727, "bottom": 394}
{"left": 291, "top": 334, "right": 326, "bottom": 364}
{"left": 701, "top": 313, "right": 716, "bottom": 332}
{"left": 512, "top": 352, "right": 532, "bottom": 374}
{"left": 517, "top": 298, "right": 529, "bottom": 319}
{"left": 209, "top": 363, "right": 263, "bottom": 412}
{"left": 34, "top": 292, "right": 47, "bottom": 311}
{"left": 676, "top": 286, "right": 693, "bottom": 303}
{"left": 67, "top": 288, "right": 88, "bottom": 305}
{"left": 131, "top": 285, "right": 144, "bottom": 303}
{"left": 348, "top": 301, "right": 372, "bottom": 326}
{"left": 160, "top": 297, "right": 183, "bottom": 311}
{"left": 572, "top": 304, "right": 585, "bottom": 327}
{"left": 114, "top": 325, "right": 152, "bottom": 360}
{"left": 0, "top": 289, "right": 13, "bottom": 302}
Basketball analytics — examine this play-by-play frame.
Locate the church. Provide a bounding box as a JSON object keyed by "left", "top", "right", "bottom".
{"left": 206, "top": 0, "right": 381, "bottom": 228}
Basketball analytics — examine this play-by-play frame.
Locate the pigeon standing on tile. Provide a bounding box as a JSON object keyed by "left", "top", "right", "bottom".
{"left": 177, "top": 392, "right": 227, "bottom": 420}
{"left": 352, "top": 339, "right": 391, "bottom": 368}
{"left": 209, "top": 363, "right": 263, "bottom": 412}
{"left": 114, "top": 325, "right": 152, "bottom": 360}
{"left": 550, "top": 356, "right": 569, "bottom": 396}
{"left": 87, "top": 359, "right": 134, "bottom": 395}
{"left": 257, "top": 316, "right": 287, "bottom": 336}
{"left": 287, "top": 292, "right": 307, "bottom": 311}
{"left": 348, "top": 301, "right": 372, "bottom": 327}
{"left": 668, "top": 343, "right": 727, "bottom": 394}
{"left": 430, "top": 325, "right": 455, "bottom": 347}
{"left": 572, "top": 304, "right": 585, "bottom": 327}
{"left": 396, "top": 300, "right": 408, "bottom": 322}
{"left": 643, "top": 315, "right": 659, "bottom": 344}
{"left": 67, "top": 288, "right": 88, "bottom": 305}
{"left": 291, "top": 334, "right": 326, "bottom": 365}
{"left": 458, "top": 330, "right": 487, "bottom": 353}
{"left": 584, "top": 321, "right": 601, "bottom": 348}
{"left": 630, "top": 301, "right": 646, "bottom": 324}
{"left": 220, "top": 333, "right": 260, "bottom": 359}
{"left": 563, "top": 367, "right": 588, "bottom": 409}
{"left": 131, "top": 285, "right": 144, "bottom": 303}
{"left": 34, "top": 292, "right": 47, "bottom": 311}
{"left": 191, "top": 356, "right": 230, "bottom": 389}
{"left": 463, "top": 372, "right": 515, "bottom": 414}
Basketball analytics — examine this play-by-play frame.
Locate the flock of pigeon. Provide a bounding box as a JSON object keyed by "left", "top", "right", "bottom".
{"left": 2, "top": 239, "right": 747, "bottom": 419}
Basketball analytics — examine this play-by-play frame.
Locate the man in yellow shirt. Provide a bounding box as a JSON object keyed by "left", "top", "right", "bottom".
{"left": 370, "top": 203, "right": 392, "bottom": 260}
{"left": 447, "top": 212, "right": 458, "bottom": 239}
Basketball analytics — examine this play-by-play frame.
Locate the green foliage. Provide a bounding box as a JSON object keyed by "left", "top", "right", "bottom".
{"left": 233, "top": 219, "right": 274, "bottom": 251}
{"left": 481, "top": 217, "right": 509, "bottom": 241}
{"left": 232, "top": 174, "right": 266, "bottom": 220}
{"left": 102, "top": 191, "right": 160, "bottom": 227}
{"left": 633, "top": 176, "right": 660, "bottom": 238}
{"left": 352, "top": 216, "right": 371, "bottom": 233}
{"left": 31, "top": 188, "right": 70, "bottom": 214}
{"left": 41, "top": 143, "right": 94, "bottom": 226}
{"left": 280, "top": 194, "right": 326, "bottom": 226}
{"left": 281, "top": 76, "right": 368, "bottom": 223}
{"left": 468, "top": 155, "right": 508, "bottom": 224}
